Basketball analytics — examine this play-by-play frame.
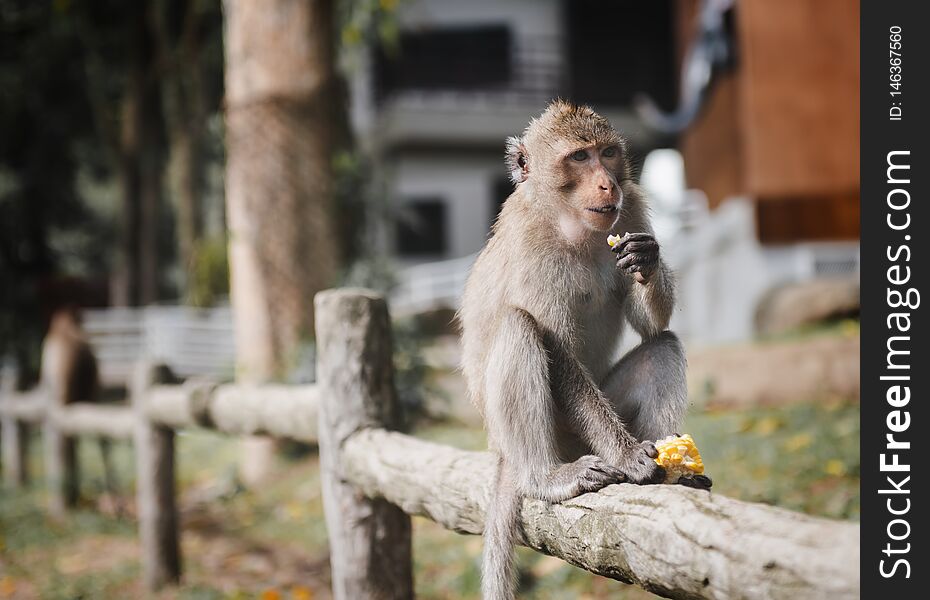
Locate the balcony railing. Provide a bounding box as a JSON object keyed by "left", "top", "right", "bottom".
{"left": 377, "top": 35, "right": 565, "bottom": 109}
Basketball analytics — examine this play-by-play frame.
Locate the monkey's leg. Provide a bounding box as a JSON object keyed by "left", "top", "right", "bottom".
{"left": 543, "top": 330, "right": 665, "bottom": 484}
{"left": 485, "top": 308, "right": 653, "bottom": 496}
{"left": 64, "top": 437, "right": 80, "bottom": 507}
{"left": 99, "top": 437, "right": 123, "bottom": 517}
{"left": 600, "top": 330, "right": 688, "bottom": 443}
{"left": 482, "top": 308, "right": 629, "bottom": 600}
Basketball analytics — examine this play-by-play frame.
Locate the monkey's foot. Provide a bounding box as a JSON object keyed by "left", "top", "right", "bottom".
{"left": 574, "top": 455, "right": 627, "bottom": 493}
{"left": 677, "top": 474, "right": 713, "bottom": 491}
{"left": 544, "top": 455, "right": 627, "bottom": 501}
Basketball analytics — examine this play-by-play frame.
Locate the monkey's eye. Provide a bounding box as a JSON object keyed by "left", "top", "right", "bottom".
{"left": 602, "top": 146, "right": 618, "bottom": 158}
{"left": 570, "top": 150, "right": 589, "bottom": 161}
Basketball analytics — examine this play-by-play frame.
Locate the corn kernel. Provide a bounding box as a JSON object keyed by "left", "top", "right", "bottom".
{"left": 654, "top": 433, "right": 705, "bottom": 483}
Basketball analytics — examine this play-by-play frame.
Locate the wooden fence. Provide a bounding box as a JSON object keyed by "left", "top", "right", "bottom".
{"left": 0, "top": 289, "right": 860, "bottom": 599}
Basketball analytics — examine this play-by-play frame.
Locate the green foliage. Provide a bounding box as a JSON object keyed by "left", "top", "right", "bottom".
{"left": 338, "top": 0, "right": 403, "bottom": 59}
{"left": 391, "top": 317, "right": 441, "bottom": 429}
{"left": 686, "top": 400, "right": 860, "bottom": 519}
{"left": 756, "top": 317, "right": 860, "bottom": 345}
{"left": 331, "top": 149, "right": 374, "bottom": 266}
{"left": 187, "top": 235, "right": 230, "bottom": 307}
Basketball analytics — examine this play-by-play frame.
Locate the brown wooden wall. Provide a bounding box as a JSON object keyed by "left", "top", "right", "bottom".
{"left": 677, "top": 0, "right": 860, "bottom": 243}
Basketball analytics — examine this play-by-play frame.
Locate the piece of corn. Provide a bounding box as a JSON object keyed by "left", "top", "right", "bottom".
{"left": 607, "top": 234, "right": 624, "bottom": 248}
{"left": 654, "top": 434, "right": 704, "bottom": 483}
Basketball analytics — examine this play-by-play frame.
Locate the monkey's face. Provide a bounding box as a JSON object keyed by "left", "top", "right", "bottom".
{"left": 507, "top": 101, "right": 630, "bottom": 234}
{"left": 556, "top": 144, "right": 625, "bottom": 232}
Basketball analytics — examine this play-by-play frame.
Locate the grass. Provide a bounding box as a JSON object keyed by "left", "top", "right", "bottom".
{"left": 0, "top": 398, "right": 859, "bottom": 599}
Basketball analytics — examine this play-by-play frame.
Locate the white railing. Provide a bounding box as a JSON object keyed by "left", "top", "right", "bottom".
{"left": 83, "top": 305, "right": 236, "bottom": 385}
{"left": 389, "top": 253, "right": 476, "bottom": 316}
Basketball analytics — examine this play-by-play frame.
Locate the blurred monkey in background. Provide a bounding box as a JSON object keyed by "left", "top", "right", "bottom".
{"left": 41, "top": 307, "right": 121, "bottom": 514}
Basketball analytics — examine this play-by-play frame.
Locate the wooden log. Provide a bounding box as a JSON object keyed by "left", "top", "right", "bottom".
{"left": 132, "top": 362, "right": 181, "bottom": 590}
{"left": 343, "top": 429, "right": 860, "bottom": 600}
{"left": 315, "top": 289, "right": 414, "bottom": 600}
{"left": 0, "top": 390, "right": 47, "bottom": 423}
{"left": 146, "top": 381, "right": 318, "bottom": 443}
{"left": 1, "top": 371, "right": 29, "bottom": 487}
{"left": 1, "top": 382, "right": 318, "bottom": 442}
{"left": 53, "top": 404, "right": 136, "bottom": 440}
{"left": 2, "top": 418, "right": 30, "bottom": 487}
{"left": 43, "top": 383, "right": 79, "bottom": 517}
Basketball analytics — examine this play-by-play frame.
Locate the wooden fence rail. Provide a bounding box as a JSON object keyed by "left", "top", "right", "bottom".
{"left": 342, "top": 429, "right": 860, "bottom": 599}
{"left": 0, "top": 288, "right": 860, "bottom": 599}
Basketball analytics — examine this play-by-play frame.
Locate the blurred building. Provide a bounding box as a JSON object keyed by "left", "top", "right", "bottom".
{"left": 347, "top": 0, "right": 860, "bottom": 347}
{"left": 348, "top": 0, "right": 678, "bottom": 263}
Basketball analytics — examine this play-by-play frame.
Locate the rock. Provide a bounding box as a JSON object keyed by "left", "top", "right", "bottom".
{"left": 755, "top": 277, "right": 859, "bottom": 336}
{"left": 687, "top": 332, "right": 859, "bottom": 407}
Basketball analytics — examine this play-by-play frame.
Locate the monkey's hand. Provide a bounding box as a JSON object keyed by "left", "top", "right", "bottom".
{"left": 614, "top": 441, "right": 667, "bottom": 485}
{"left": 610, "top": 232, "right": 660, "bottom": 284}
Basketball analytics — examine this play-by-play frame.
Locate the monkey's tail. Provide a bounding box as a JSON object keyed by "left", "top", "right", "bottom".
{"left": 482, "top": 461, "right": 522, "bottom": 600}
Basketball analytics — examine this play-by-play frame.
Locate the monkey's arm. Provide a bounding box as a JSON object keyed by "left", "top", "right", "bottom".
{"left": 611, "top": 230, "right": 675, "bottom": 338}
{"left": 624, "top": 260, "right": 675, "bottom": 339}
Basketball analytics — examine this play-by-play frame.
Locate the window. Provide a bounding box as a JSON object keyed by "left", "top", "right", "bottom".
{"left": 565, "top": 0, "right": 676, "bottom": 109}
{"left": 396, "top": 199, "right": 448, "bottom": 257}
{"left": 374, "top": 26, "right": 512, "bottom": 101}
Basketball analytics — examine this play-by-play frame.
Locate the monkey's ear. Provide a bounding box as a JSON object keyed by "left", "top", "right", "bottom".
{"left": 505, "top": 136, "right": 528, "bottom": 184}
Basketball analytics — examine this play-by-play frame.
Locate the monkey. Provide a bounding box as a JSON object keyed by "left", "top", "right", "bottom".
{"left": 41, "top": 308, "right": 99, "bottom": 408}
{"left": 41, "top": 307, "right": 121, "bottom": 514}
{"left": 458, "top": 101, "right": 709, "bottom": 600}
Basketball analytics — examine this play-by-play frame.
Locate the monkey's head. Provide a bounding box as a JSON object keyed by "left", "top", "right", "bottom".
{"left": 506, "top": 100, "right": 631, "bottom": 233}
{"left": 49, "top": 306, "right": 82, "bottom": 336}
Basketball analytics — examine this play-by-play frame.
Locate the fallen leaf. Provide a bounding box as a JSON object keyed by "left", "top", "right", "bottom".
{"left": 824, "top": 460, "right": 846, "bottom": 476}
{"left": 261, "top": 589, "right": 282, "bottom": 600}
{"left": 783, "top": 433, "right": 813, "bottom": 452}
{"left": 291, "top": 585, "right": 314, "bottom": 600}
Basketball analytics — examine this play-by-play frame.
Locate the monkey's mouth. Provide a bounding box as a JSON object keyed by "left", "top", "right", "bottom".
{"left": 586, "top": 204, "right": 618, "bottom": 214}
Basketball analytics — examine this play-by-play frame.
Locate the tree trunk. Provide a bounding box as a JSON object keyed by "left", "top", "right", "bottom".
{"left": 223, "top": 0, "right": 341, "bottom": 484}
{"left": 115, "top": 0, "right": 165, "bottom": 307}
{"left": 168, "top": 124, "right": 201, "bottom": 295}
{"left": 162, "top": 2, "right": 208, "bottom": 300}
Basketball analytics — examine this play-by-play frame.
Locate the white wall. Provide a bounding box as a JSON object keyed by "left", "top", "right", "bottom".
{"left": 391, "top": 154, "right": 505, "bottom": 263}
{"left": 396, "top": 0, "right": 562, "bottom": 38}
{"left": 666, "top": 199, "right": 860, "bottom": 348}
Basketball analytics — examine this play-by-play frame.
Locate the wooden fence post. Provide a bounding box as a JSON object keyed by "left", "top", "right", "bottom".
{"left": 43, "top": 380, "right": 78, "bottom": 517}
{"left": 315, "top": 289, "right": 414, "bottom": 600}
{"left": 132, "top": 362, "right": 181, "bottom": 590}
{"left": 1, "top": 365, "right": 29, "bottom": 487}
